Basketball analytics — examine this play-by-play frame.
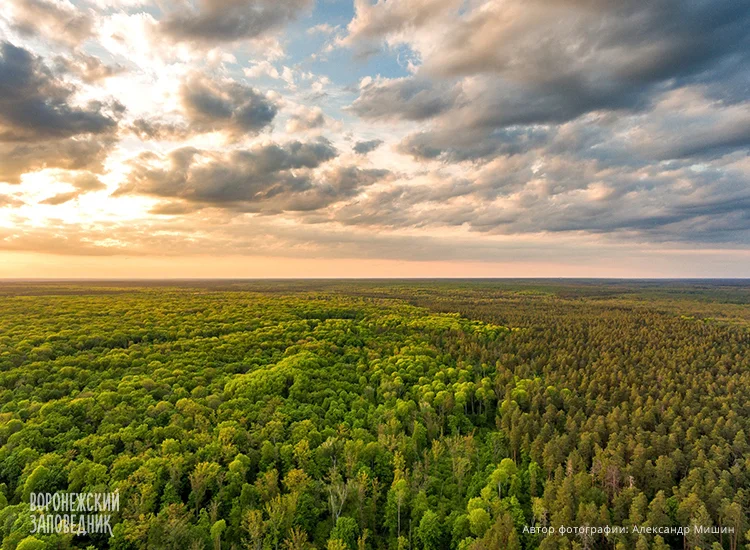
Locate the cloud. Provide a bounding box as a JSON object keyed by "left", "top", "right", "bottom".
{"left": 127, "top": 118, "right": 191, "bottom": 142}
{"left": 285, "top": 106, "right": 326, "bottom": 133}
{"left": 39, "top": 173, "right": 107, "bottom": 205}
{"left": 0, "top": 42, "right": 121, "bottom": 184}
{"left": 343, "top": 0, "right": 462, "bottom": 46}
{"left": 663, "top": 125, "right": 750, "bottom": 161}
{"left": 0, "top": 42, "right": 122, "bottom": 144}
{"left": 83, "top": 0, "right": 147, "bottom": 7}
{"left": 53, "top": 52, "right": 125, "bottom": 84}
{"left": 6, "top": 0, "right": 94, "bottom": 47}
{"left": 70, "top": 171, "right": 106, "bottom": 191}
{"left": 625, "top": 88, "right": 750, "bottom": 161}
{"left": 159, "top": 0, "right": 312, "bottom": 46}
{"left": 399, "top": 125, "right": 551, "bottom": 162}
{"left": 39, "top": 171, "right": 107, "bottom": 206}
{"left": 0, "top": 136, "right": 116, "bottom": 184}
{"left": 179, "top": 73, "right": 278, "bottom": 138}
{"left": 345, "top": 0, "right": 750, "bottom": 86}
{"left": 243, "top": 61, "right": 280, "bottom": 80}
{"left": 40, "top": 191, "right": 79, "bottom": 205}
{"left": 348, "top": 72, "right": 644, "bottom": 161}
{"left": 1, "top": 0, "right": 748, "bottom": 270}
{"left": 348, "top": 77, "right": 457, "bottom": 121}
{"left": 0, "top": 208, "right": 594, "bottom": 262}
{"left": 149, "top": 201, "right": 204, "bottom": 215}
{"left": 353, "top": 139, "right": 383, "bottom": 155}
{"left": 307, "top": 23, "right": 338, "bottom": 36}
{"left": 344, "top": 0, "right": 750, "bottom": 162}
{"left": 0, "top": 194, "right": 25, "bottom": 208}
{"left": 318, "top": 150, "right": 750, "bottom": 245}
{"left": 353, "top": 74, "right": 750, "bottom": 164}
{"left": 115, "top": 139, "right": 391, "bottom": 213}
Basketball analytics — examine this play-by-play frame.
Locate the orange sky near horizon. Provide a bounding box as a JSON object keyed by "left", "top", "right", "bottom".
{"left": 3, "top": 249, "right": 750, "bottom": 279}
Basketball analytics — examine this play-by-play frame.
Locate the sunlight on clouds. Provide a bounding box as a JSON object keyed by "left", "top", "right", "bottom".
{"left": 0, "top": 0, "right": 748, "bottom": 276}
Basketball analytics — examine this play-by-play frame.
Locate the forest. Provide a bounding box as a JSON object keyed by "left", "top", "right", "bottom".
{"left": 0, "top": 279, "right": 748, "bottom": 550}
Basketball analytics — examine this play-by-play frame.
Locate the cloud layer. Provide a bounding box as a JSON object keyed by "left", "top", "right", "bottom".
{"left": 0, "top": 0, "right": 748, "bottom": 275}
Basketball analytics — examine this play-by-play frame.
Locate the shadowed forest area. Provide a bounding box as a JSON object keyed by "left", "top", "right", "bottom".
{"left": 0, "top": 280, "right": 748, "bottom": 550}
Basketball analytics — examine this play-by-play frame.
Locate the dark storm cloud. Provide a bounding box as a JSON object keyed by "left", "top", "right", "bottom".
{"left": 160, "top": 0, "right": 312, "bottom": 45}
{"left": 115, "top": 138, "right": 387, "bottom": 212}
{"left": 180, "top": 73, "right": 278, "bottom": 137}
{"left": 353, "top": 139, "right": 383, "bottom": 155}
{"left": 0, "top": 42, "right": 121, "bottom": 144}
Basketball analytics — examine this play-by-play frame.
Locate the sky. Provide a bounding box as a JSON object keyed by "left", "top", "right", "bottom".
{"left": 0, "top": 0, "right": 749, "bottom": 278}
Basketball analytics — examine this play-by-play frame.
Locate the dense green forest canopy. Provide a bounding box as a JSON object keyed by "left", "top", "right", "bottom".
{"left": 0, "top": 280, "right": 748, "bottom": 550}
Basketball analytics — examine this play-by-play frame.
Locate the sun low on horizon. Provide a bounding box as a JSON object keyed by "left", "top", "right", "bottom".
{"left": 0, "top": 0, "right": 749, "bottom": 278}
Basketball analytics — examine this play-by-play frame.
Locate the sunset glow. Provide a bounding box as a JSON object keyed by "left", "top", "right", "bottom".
{"left": 1, "top": 0, "right": 748, "bottom": 277}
